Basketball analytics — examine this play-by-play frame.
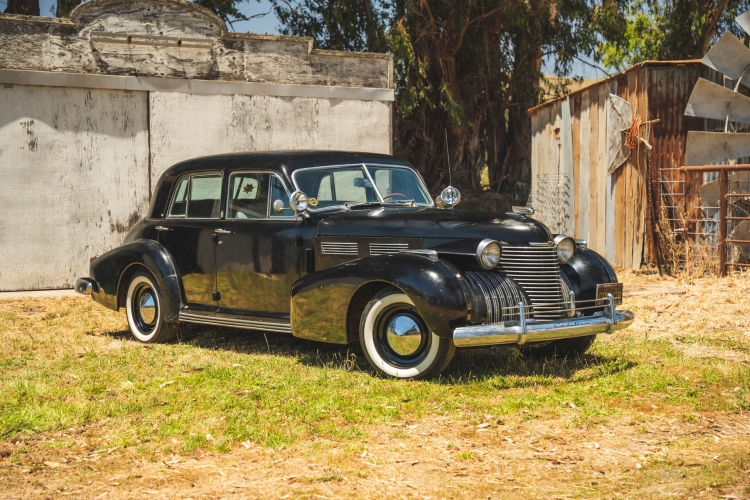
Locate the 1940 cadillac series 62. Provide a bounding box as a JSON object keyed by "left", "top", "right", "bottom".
{"left": 76, "top": 151, "right": 634, "bottom": 379}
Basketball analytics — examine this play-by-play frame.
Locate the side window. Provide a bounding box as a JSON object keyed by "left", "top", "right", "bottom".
{"left": 228, "top": 173, "right": 269, "bottom": 219}
{"left": 270, "top": 176, "right": 295, "bottom": 218}
{"left": 168, "top": 177, "right": 189, "bottom": 217}
{"left": 167, "top": 174, "right": 222, "bottom": 219}
{"left": 187, "top": 175, "right": 223, "bottom": 218}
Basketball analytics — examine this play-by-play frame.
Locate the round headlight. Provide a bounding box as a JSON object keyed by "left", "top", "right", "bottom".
{"left": 477, "top": 239, "right": 502, "bottom": 269}
{"left": 554, "top": 235, "right": 576, "bottom": 263}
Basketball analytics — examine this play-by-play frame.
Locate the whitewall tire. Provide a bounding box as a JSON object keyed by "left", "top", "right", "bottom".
{"left": 359, "top": 288, "right": 455, "bottom": 379}
{"left": 125, "top": 271, "right": 176, "bottom": 343}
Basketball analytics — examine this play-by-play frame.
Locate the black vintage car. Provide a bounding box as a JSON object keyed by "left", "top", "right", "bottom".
{"left": 76, "top": 151, "right": 633, "bottom": 379}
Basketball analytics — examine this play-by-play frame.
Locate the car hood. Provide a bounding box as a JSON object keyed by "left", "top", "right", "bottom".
{"left": 313, "top": 207, "right": 553, "bottom": 245}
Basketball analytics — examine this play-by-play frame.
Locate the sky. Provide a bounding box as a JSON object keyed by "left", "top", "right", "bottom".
{"left": 29, "top": 0, "right": 603, "bottom": 79}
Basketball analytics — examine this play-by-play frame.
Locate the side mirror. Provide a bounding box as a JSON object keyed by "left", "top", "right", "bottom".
{"left": 272, "top": 199, "right": 286, "bottom": 213}
{"left": 439, "top": 186, "right": 461, "bottom": 208}
{"left": 289, "top": 190, "right": 309, "bottom": 214}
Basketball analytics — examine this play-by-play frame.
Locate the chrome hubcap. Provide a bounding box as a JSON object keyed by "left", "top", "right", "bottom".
{"left": 385, "top": 314, "right": 424, "bottom": 356}
{"left": 138, "top": 290, "right": 157, "bottom": 325}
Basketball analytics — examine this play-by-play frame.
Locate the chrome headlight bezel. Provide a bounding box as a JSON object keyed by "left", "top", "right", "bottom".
{"left": 476, "top": 239, "right": 502, "bottom": 270}
{"left": 554, "top": 235, "right": 576, "bottom": 263}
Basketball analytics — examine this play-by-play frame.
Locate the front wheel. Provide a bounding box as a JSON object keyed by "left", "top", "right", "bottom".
{"left": 125, "top": 271, "right": 178, "bottom": 343}
{"left": 359, "top": 289, "right": 455, "bottom": 379}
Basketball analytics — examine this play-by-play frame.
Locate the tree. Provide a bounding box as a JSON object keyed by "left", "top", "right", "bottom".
{"left": 599, "top": 0, "right": 750, "bottom": 70}
{"left": 193, "top": 0, "right": 264, "bottom": 29}
{"left": 56, "top": 0, "right": 79, "bottom": 18}
{"left": 4, "top": 0, "right": 40, "bottom": 15}
{"left": 274, "top": 0, "right": 606, "bottom": 195}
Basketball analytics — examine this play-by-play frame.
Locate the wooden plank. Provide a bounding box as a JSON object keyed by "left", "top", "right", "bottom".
{"left": 579, "top": 91, "right": 591, "bottom": 242}
{"left": 596, "top": 85, "right": 609, "bottom": 256}
{"left": 588, "top": 88, "right": 600, "bottom": 254}
{"left": 570, "top": 95, "right": 585, "bottom": 239}
{"left": 605, "top": 82, "right": 617, "bottom": 264}
{"left": 560, "top": 98, "right": 574, "bottom": 234}
{"left": 632, "top": 67, "right": 649, "bottom": 268}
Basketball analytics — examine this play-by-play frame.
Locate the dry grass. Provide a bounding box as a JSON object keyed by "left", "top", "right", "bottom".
{"left": 1, "top": 272, "right": 749, "bottom": 499}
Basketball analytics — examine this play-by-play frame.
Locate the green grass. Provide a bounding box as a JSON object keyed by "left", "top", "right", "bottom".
{"left": 0, "top": 298, "right": 748, "bottom": 458}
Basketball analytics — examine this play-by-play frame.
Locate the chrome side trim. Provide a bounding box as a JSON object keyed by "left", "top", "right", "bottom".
{"left": 370, "top": 242, "right": 409, "bottom": 255}
{"left": 179, "top": 311, "right": 292, "bottom": 333}
{"left": 453, "top": 310, "right": 635, "bottom": 348}
{"left": 321, "top": 242, "right": 358, "bottom": 255}
{"left": 399, "top": 249, "right": 438, "bottom": 260}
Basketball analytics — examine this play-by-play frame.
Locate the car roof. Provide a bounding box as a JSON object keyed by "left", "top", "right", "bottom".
{"left": 163, "top": 150, "right": 414, "bottom": 182}
{"left": 148, "top": 151, "right": 418, "bottom": 219}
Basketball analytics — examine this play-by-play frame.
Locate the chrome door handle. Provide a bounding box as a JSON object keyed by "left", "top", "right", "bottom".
{"left": 155, "top": 226, "right": 172, "bottom": 232}
{"left": 215, "top": 228, "right": 233, "bottom": 234}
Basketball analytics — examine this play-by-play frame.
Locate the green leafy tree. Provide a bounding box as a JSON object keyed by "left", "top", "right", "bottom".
{"left": 599, "top": 0, "right": 750, "bottom": 70}
{"left": 274, "top": 0, "right": 609, "bottom": 193}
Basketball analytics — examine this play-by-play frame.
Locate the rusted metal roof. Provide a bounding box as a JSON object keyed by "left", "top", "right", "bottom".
{"left": 527, "top": 60, "right": 702, "bottom": 115}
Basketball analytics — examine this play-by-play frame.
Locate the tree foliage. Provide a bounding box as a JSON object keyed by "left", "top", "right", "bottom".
{"left": 599, "top": 0, "right": 750, "bottom": 70}
{"left": 274, "top": 0, "right": 610, "bottom": 194}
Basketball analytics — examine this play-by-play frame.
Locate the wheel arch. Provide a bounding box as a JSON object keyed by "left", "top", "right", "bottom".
{"left": 290, "top": 254, "right": 469, "bottom": 344}
{"left": 89, "top": 239, "right": 183, "bottom": 321}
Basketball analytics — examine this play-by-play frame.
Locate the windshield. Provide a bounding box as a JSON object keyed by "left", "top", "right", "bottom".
{"left": 293, "top": 164, "right": 432, "bottom": 210}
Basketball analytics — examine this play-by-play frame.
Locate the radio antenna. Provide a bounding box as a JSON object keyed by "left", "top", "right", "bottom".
{"left": 444, "top": 129, "right": 452, "bottom": 186}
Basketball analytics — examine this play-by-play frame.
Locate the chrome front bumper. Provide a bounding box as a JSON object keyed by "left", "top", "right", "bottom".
{"left": 453, "top": 298, "right": 634, "bottom": 348}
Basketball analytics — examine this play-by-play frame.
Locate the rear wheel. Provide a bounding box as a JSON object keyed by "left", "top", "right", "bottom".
{"left": 359, "top": 289, "right": 455, "bottom": 379}
{"left": 125, "top": 271, "right": 178, "bottom": 343}
{"left": 523, "top": 334, "right": 596, "bottom": 359}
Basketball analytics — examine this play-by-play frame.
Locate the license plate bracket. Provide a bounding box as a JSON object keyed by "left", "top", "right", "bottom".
{"left": 596, "top": 283, "right": 623, "bottom": 305}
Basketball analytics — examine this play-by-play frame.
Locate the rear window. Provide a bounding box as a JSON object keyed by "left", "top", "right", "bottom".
{"left": 167, "top": 173, "right": 223, "bottom": 219}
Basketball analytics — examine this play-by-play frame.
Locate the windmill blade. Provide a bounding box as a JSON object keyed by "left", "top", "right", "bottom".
{"left": 685, "top": 131, "right": 750, "bottom": 166}
{"left": 702, "top": 32, "right": 750, "bottom": 86}
{"left": 735, "top": 8, "right": 750, "bottom": 38}
{"left": 685, "top": 78, "right": 750, "bottom": 123}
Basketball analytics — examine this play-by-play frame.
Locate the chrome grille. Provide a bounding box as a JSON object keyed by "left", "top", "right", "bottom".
{"left": 370, "top": 242, "right": 409, "bottom": 255}
{"left": 500, "top": 244, "right": 564, "bottom": 320}
{"left": 464, "top": 271, "right": 529, "bottom": 323}
{"left": 320, "top": 242, "right": 358, "bottom": 256}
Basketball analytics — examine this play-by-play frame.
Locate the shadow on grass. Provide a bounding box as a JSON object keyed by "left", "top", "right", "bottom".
{"left": 102, "top": 325, "right": 637, "bottom": 387}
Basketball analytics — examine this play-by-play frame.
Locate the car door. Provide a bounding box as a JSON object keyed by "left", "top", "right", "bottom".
{"left": 215, "top": 172, "right": 302, "bottom": 318}
{"left": 157, "top": 171, "right": 223, "bottom": 311}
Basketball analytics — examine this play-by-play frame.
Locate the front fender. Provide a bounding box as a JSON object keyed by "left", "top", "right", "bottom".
{"left": 89, "top": 239, "right": 182, "bottom": 321}
{"left": 561, "top": 247, "right": 618, "bottom": 305}
{"left": 290, "top": 254, "right": 469, "bottom": 344}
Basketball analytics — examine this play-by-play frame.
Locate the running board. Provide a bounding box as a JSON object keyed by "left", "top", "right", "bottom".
{"left": 179, "top": 311, "right": 292, "bottom": 334}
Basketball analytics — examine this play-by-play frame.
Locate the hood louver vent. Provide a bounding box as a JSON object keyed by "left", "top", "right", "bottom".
{"left": 320, "top": 241, "right": 358, "bottom": 256}
{"left": 370, "top": 242, "right": 409, "bottom": 255}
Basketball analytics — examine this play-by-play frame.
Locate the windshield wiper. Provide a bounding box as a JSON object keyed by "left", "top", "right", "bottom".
{"left": 383, "top": 199, "right": 415, "bottom": 206}
{"left": 342, "top": 201, "right": 383, "bottom": 211}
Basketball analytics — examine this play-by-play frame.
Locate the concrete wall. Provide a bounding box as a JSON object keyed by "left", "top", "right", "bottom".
{"left": 0, "top": 85, "right": 150, "bottom": 290}
{"left": 0, "top": 0, "right": 393, "bottom": 291}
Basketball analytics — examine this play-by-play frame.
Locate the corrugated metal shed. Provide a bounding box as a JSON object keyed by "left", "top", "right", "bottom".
{"left": 528, "top": 61, "right": 721, "bottom": 269}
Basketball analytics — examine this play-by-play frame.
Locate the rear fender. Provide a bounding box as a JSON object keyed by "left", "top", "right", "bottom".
{"left": 89, "top": 239, "right": 182, "bottom": 321}
{"left": 290, "top": 254, "right": 469, "bottom": 344}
